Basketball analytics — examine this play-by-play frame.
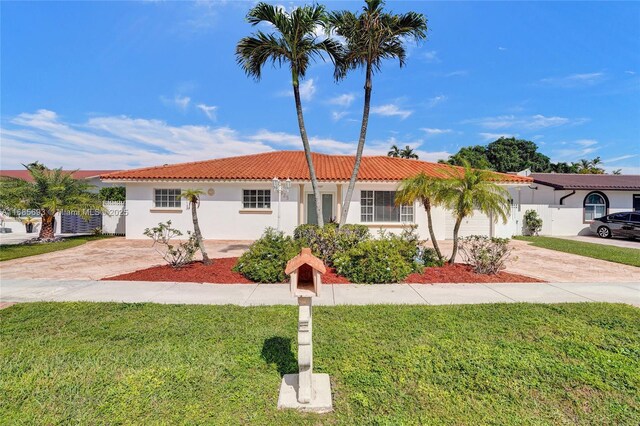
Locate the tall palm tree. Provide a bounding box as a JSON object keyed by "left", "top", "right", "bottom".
{"left": 0, "top": 164, "right": 103, "bottom": 240}
{"left": 329, "top": 0, "right": 427, "bottom": 226}
{"left": 439, "top": 164, "right": 511, "bottom": 264}
{"left": 395, "top": 172, "right": 444, "bottom": 261}
{"left": 181, "top": 189, "right": 211, "bottom": 265}
{"left": 236, "top": 3, "right": 343, "bottom": 227}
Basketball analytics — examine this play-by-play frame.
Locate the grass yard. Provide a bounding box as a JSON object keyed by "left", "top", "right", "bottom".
{"left": 1, "top": 303, "right": 639, "bottom": 424}
{"left": 515, "top": 236, "right": 640, "bottom": 267}
{"left": 0, "top": 235, "right": 113, "bottom": 262}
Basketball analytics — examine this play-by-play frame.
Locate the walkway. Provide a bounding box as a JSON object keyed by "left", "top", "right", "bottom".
{"left": 1, "top": 280, "right": 638, "bottom": 307}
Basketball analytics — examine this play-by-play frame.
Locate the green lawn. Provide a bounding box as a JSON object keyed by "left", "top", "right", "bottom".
{"left": 514, "top": 236, "right": 640, "bottom": 267}
{"left": 1, "top": 303, "right": 638, "bottom": 424}
{"left": 0, "top": 235, "right": 113, "bottom": 262}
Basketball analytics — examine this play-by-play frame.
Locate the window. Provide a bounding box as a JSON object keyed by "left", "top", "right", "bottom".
{"left": 154, "top": 189, "right": 181, "bottom": 208}
{"left": 243, "top": 189, "right": 271, "bottom": 209}
{"left": 360, "top": 190, "right": 413, "bottom": 223}
{"left": 583, "top": 191, "right": 608, "bottom": 222}
{"left": 609, "top": 213, "right": 630, "bottom": 222}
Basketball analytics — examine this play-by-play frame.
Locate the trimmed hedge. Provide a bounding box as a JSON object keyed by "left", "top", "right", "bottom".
{"left": 232, "top": 228, "right": 300, "bottom": 283}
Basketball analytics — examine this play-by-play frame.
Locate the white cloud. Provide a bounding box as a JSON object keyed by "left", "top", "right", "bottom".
{"left": 331, "top": 111, "right": 349, "bottom": 121}
{"left": 575, "top": 139, "right": 598, "bottom": 147}
{"left": 602, "top": 154, "right": 638, "bottom": 163}
{"left": 479, "top": 132, "right": 515, "bottom": 142}
{"left": 299, "top": 79, "right": 317, "bottom": 101}
{"left": 371, "top": 104, "right": 413, "bottom": 120}
{"left": 424, "top": 50, "right": 441, "bottom": 63}
{"left": 539, "top": 72, "right": 605, "bottom": 87}
{"left": 625, "top": 70, "right": 636, "bottom": 75}
{"left": 444, "top": 70, "right": 468, "bottom": 77}
{"left": 162, "top": 94, "right": 191, "bottom": 111}
{"left": 498, "top": 46, "right": 507, "bottom": 51}
{"left": 328, "top": 93, "right": 355, "bottom": 107}
{"left": 421, "top": 128, "right": 452, "bottom": 135}
{"left": 196, "top": 103, "right": 217, "bottom": 121}
{"left": 428, "top": 95, "right": 447, "bottom": 108}
{"left": 281, "top": 79, "right": 317, "bottom": 102}
{"left": 551, "top": 139, "right": 600, "bottom": 162}
{"left": 465, "top": 114, "right": 586, "bottom": 130}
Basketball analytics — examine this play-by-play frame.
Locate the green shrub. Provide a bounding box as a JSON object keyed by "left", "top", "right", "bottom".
{"left": 333, "top": 229, "right": 421, "bottom": 283}
{"left": 523, "top": 210, "right": 543, "bottom": 236}
{"left": 292, "top": 223, "right": 371, "bottom": 266}
{"left": 233, "top": 228, "right": 300, "bottom": 283}
{"left": 420, "top": 247, "right": 445, "bottom": 267}
{"left": 459, "top": 235, "right": 512, "bottom": 274}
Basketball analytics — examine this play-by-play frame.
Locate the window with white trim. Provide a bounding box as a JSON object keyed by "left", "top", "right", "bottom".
{"left": 154, "top": 189, "right": 181, "bottom": 208}
{"left": 360, "top": 190, "right": 413, "bottom": 223}
{"left": 243, "top": 189, "right": 271, "bottom": 209}
{"left": 584, "top": 192, "right": 607, "bottom": 221}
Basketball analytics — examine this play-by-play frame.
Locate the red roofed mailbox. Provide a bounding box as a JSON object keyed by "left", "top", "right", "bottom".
{"left": 285, "top": 248, "right": 326, "bottom": 297}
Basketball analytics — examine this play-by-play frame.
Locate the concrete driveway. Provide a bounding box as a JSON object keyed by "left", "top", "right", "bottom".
{"left": 556, "top": 235, "right": 640, "bottom": 249}
{"left": 0, "top": 237, "right": 251, "bottom": 281}
{"left": 1, "top": 237, "right": 639, "bottom": 283}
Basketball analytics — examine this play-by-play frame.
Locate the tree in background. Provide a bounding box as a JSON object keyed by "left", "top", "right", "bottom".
{"left": 440, "top": 145, "right": 492, "bottom": 169}
{"left": 576, "top": 157, "right": 605, "bottom": 174}
{"left": 437, "top": 163, "right": 511, "bottom": 264}
{"left": 548, "top": 162, "right": 579, "bottom": 173}
{"left": 181, "top": 189, "right": 211, "bottom": 265}
{"left": 329, "top": 0, "right": 427, "bottom": 226}
{"left": 236, "top": 3, "right": 342, "bottom": 227}
{"left": 395, "top": 172, "right": 445, "bottom": 261}
{"left": 0, "top": 164, "right": 103, "bottom": 240}
{"left": 388, "top": 144, "right": 420, "bottom": 159}
{"left": 99, "top": 186, "right": 126, "bottom": 202}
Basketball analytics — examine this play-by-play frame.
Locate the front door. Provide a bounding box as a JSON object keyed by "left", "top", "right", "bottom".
{"left": 306, "top": 193, "right": 334, "bottom": 225}
{"left": 633, "top": 194, "right": 640, "bottom": 212}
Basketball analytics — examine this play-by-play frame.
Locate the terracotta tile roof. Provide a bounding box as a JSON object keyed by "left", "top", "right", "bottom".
{"left": 531, "top": 173, "right": 640, "bottom": 190}
{"left": 1, "top": 170, "right": 118, "bottom": 182}
{"left": 100, "top": 151, "right": 532, "bottom": 184}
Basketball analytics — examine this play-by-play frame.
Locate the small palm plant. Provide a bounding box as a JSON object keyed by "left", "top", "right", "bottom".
{"left": 439, "top": 164, "right": 511, "bottom": 263}
{"left": 395, "top": 172, "right": 445, "bottom": 262}
{"left": 181, "top": 189, "right": 211, "bottom": 265}
{"left": 0, "top": 163, "right": 103, "bottom": 240}
{"left": 329, "top": 0, "right": 428, "bottom": 225}
{"left": 236, "top": 2, "right": 343, "bottom": 227}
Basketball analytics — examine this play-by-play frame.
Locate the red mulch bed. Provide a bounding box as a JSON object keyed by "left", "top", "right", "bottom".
{"left": 104, "top": 257, "right": 351, "bottom": 284}
{"left": 104, "top": 257, "right": 541, "bottom": 284}
{"left": 104, "top": 257, "right": 253, "bottom": 284}
{"left": 406, "top": 263, "right": 543, "bottom": 283}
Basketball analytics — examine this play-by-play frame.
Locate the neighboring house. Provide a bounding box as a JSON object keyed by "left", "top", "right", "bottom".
{"left": 101, "top": 151, "right": 531, "bottom": 240}
{"left": 505, "top": 173, "right": 640, "bottom": 236}
{"left": 0, "top": 169, "right": 122, "bottom": 235}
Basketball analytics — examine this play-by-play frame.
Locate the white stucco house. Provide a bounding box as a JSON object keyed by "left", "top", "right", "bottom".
{"left": 506, "top": 173, "right": 640, "bottom": 236}
{"left": 100, "top": 151, "right": 532, "bottom": 241}
{"left": 100, "top": 152, "right": 640, "bottom": 240}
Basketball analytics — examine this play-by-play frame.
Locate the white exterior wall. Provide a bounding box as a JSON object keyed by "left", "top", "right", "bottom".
{"left": 119, "top": 179, "right": 638, "bottom": 240}
{"left": 125, "top": 181, "right": 299, "bottom": 240}
{"left": 506, "top": 186, "right": 638, "bottom": 236}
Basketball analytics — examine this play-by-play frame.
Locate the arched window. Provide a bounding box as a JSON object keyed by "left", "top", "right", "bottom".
{"left": 583, "top": 191, "right": 608, "bottom": 222}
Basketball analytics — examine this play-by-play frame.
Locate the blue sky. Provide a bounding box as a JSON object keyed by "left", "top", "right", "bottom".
{"left": 2, "top": 1, "right": 639, "bottom": 173}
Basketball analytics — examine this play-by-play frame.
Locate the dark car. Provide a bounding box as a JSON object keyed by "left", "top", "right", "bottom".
{"left": 590, "top": 212, "right": 640, "bottom": 239}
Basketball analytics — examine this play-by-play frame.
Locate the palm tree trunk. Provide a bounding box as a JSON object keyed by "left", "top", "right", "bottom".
{"left": 339, "top": 63, "right": 372, "bottom": 226}
{"left": 423, "top": 199, "right": 443, "bottom": 260}
{"left": 39, "top": 211, "right": 55, "bottom": 240}
{"left": 449, "top": 216, "right": 463, "bottom": 264}
{"left": 292, "top": 74, "right": 324, "bottom": 227}
{"left": 191, "top": 201, "right": 211, "bottom": 265}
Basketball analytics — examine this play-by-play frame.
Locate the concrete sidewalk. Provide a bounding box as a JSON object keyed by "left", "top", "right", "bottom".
{"left": 1, "top": 280, "right": 638, "bottom": 307}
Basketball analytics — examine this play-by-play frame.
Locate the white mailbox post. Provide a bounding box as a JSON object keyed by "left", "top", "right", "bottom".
{"left": 277, "top": 248, "right": 333, "bottom": 413}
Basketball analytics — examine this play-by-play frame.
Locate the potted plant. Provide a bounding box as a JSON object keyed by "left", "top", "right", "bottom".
{"left": 22, "top": 216, "right": 39, "bottom": 233}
